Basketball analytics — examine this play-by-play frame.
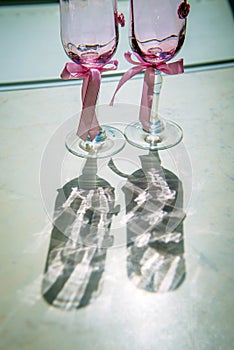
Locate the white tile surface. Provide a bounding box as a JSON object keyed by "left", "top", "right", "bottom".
{"left": 0, "top": 67, "right": 233, "bottom": 349}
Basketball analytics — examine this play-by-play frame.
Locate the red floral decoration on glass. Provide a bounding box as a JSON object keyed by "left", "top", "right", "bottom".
{"left": 115, "top": 12, "right": 125, "bottom": 27}
{"left": 178, "top": 2, "right": 190, "bottom": 19}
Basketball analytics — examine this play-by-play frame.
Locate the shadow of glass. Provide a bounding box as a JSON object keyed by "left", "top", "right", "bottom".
{"left": 41, "top": 157, "right": 119, "bottom": 310}
{"left": 109, "top": 150, "right": 186, "bottom": 293}
{"left": 42, "top": 147, "right": 186, "bottom": 310}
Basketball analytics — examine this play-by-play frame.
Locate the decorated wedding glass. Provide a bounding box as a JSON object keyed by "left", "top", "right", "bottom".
{"left": 112, "top": 0, "right": 190, "bottom": 150}
{"left": 60, "top": 0, "right": 126, "bottom": 158}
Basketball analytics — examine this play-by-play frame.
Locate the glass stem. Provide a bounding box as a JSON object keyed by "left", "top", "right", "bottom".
{"left": 149, "top": 71, "right": 164, "bottom": 135}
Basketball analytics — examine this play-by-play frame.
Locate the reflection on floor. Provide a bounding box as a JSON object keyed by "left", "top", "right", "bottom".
{"left": 120, "top": 151, "right": 186, "bottom": 293}
{"left": 42, "top": 151, "right": 186, "bottom": 310}
{"left": 42, "top": 157, "right": 119, "bottom": 310}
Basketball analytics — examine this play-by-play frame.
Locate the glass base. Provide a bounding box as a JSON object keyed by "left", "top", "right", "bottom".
{"left": 65, "top": 125, "right": 126, "bottom": 158}
{"left": 124, "top": 119, "right": 183, "bottom": 150}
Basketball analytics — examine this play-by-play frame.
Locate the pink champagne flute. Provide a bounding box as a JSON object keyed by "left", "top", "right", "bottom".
{"left": 60, "top": 0, "right": 125, "bottom": 158}
{"left": 125, "top": 0, "right": 190, "bottom": 150}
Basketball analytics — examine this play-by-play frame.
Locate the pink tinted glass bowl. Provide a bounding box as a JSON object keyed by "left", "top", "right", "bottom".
{"left": 60, "top": 0, "right": 119, "bottom": 67}
{"left": 130, "top": 0, "right": 186, "bottom": 64}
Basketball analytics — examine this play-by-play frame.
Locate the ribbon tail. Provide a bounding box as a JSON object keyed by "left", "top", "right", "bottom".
{"left": 81, "top": 76, "right": 88, "bottom": 102}
{"left": 110, "top": 66, "right": 144, "bottom": 106}
{"left": 108, "top": 159, "right": 130, "bottom": 179}
{"left": 158, "top": 59, "right": 184, "bottom": 75}
{"left": 77, "top": 69, "right": 101, "bottom": 141}
{"left": 139, "top": 67, "right": 155, "bottom": 132}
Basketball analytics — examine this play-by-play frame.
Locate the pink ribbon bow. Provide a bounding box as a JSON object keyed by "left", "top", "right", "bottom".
{"left": 110, "top": 52, "right": 184, "bottom": 132}
{"left": 61, "top": 60, "right": 118, "bottom": 141}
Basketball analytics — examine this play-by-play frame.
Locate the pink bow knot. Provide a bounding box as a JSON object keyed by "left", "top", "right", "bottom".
{"left": 61, "top": 60, "right": 118, "bottom": 141}
{"left": 110, "top": 52, "right": 184, "bottom": 132}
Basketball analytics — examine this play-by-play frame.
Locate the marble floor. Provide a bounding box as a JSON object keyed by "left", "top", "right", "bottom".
{"left": 0, "top": 65, "right": 233, "bottom": 349}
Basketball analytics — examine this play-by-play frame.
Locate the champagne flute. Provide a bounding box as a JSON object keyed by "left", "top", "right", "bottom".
{"left": 125, "top": 0, "right": 190, "bottom": 150}
{"left": 60, "top": 0, "right": 126, "bottom": 158}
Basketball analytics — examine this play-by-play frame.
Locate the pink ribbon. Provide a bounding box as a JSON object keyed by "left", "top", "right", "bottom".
{"left": 110, "top": 52, "right": 184, "bottom": 132}
{"left": 61, "top": 60, "right": 118, "bottom": 141}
